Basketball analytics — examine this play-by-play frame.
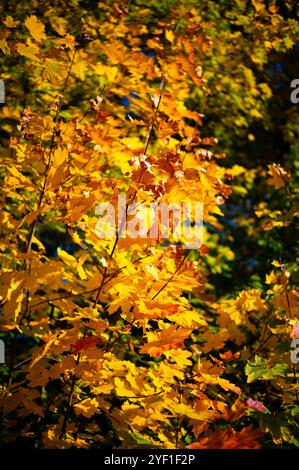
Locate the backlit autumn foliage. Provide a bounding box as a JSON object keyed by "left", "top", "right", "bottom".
{"left": 0, "top": 0, "right": 298, "bottom": 449}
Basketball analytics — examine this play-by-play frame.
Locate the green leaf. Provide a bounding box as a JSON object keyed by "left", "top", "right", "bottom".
{"left": 245, "top": 355, "right": 288, "bottom": 383}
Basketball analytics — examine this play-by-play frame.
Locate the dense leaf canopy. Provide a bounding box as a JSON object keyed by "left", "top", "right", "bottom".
{"left": 0, "top": 0, "right": 298, "bottom": 449}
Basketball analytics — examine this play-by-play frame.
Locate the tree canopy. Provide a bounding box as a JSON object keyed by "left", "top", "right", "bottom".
{"left": 0, "top": 0, "right": 298, "bottom": 449}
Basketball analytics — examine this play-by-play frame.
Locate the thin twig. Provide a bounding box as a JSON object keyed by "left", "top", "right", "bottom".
{"left": 59, "top": 75, "right": 165, "bottom": 439}
{"left": 151, "top": 250, "right": 188, "bottom": 300}
{"left": 248, "top": 333, "right": 274, "bottom": 360}
{"left": 0, "top": 30, "right": 83, "bottom": 436}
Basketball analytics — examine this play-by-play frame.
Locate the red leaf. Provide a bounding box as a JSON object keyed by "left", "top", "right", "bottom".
{"left": 72, "top": 337, "right": 102, "bottom": 354}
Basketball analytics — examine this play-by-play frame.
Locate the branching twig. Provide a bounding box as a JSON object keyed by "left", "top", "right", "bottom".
{"left": 151, "top": 250, "right": 188, "bottom": 300}
{"left": 58, "top": 75, "right": 166, "bottom": 439}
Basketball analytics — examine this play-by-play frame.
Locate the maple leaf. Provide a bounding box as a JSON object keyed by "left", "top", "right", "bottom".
{"left": 157, "top": 118, "right": 180, "bottom": 139}
{"left": 25, "top": 15, "right": 47, "bottom": 42}
{"left": 74, "top": 398, "right": 99, "bottom": 418}
{"left": 0, "top": 273, "right": 26, "bottom": 322}
{"left": 201, "top": 329, "right": 229, "bottom": 353}
{"left": 164, "top": 349, "right": 193, "bottom": 368}
{"left": 72, "top": 336, "right": 102, "bottom": 354}
{"left": 218, "top": 398, "right": 247, "bottom": 422}
{"left": 4, "top": 16, "right": 19, "bottom": 28}
{"left": 43, "top": 57, "right": 68, "bottom": 84}
{"left": 29, "top": 331, "right": 62, "bottom": 369}
{"left": 195, "top": 361, "right": 241, "bottom": 394}
{"left": 1, "top": 1, "right": 297, "bottom": 450}
{"left": 267, "top": 163, "right": 290, "bottom": 189}
{"left": 16, "top": 44, "right": 38, "bottom": 67}
{"left": 140, "top": 326, "right": 191, "bottom": 358}
{"left": 0, "top": 39, "right": 9, "bottom": 55}
{"left": 167, "top": 402, "right": 213, "bottom": 421}
{"left": 57, "top": 247, "right": 87, "bottom": 280}
{"left": 188, "top": 426, "right": 263, "bottom": 449}
{"left": 245, "top": 356, "right": 288, "bottom": 383}
{"left": 246, "top": 397, "right": 267, "bottom": 413}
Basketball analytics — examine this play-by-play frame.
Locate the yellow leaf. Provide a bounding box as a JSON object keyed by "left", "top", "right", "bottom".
{"left": 164, "top": 349, "right": 193, "bottom": 368}
{"left": 227, "top": 165, "right": 246, "bottom": 177}
{"left": 265, "top": 271, "right": 277, "bottom": 284}
{"left": 267, "top": 164, "right": 290, "bottom": 189}
{"left": 272, "top": 260, "right": 284, "bottom": 268}
{"left": 29, "top": 331, "right": 62, "bottom": 369}
{"left": 47, "top": 147, "right": 68, "bottom": 187}
{"left": 16, "top": 42, "right": 40, "bottom": 61}
{"left": 165, "top": 29, "right": 174, "bottom": 43}
{"left": 74, "top": 398, "right": 99, "bottom": 418}
{"left": 140, "top": 326, "right": 191, "bottom": 358}
{"left": 6, "top": 166, "right": 37, "bottom": 191}
{"left": 43, "top": 58, "right": 67, "bottom": 84}
{"left": 57, "top": 247, "right": 76, "bottom": 267}
{"left": 77, "top": 254, "right": 88, "bottom": 280}
{"left": 252, "top": 0, "right": 264, "bottom": 12}
{"left": 168, "top": 310, "right": 207, "bottom": 328}
{"left": 167, "top": 402, "right": 212, "bottom": 421}
{"left": 25, "top": 15, "right": 47, "bottom": 42}
{"left": 3, "top": 16, "right": 19, "bottom": 28}
{"left": 2, "top": 278, "right": 25, "bottom": 322}
{"left": 57, "top": 247, "right": 87, "bottom": 280}
{"left": 0, "top": 39, "right": 10, "bottom": 55}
